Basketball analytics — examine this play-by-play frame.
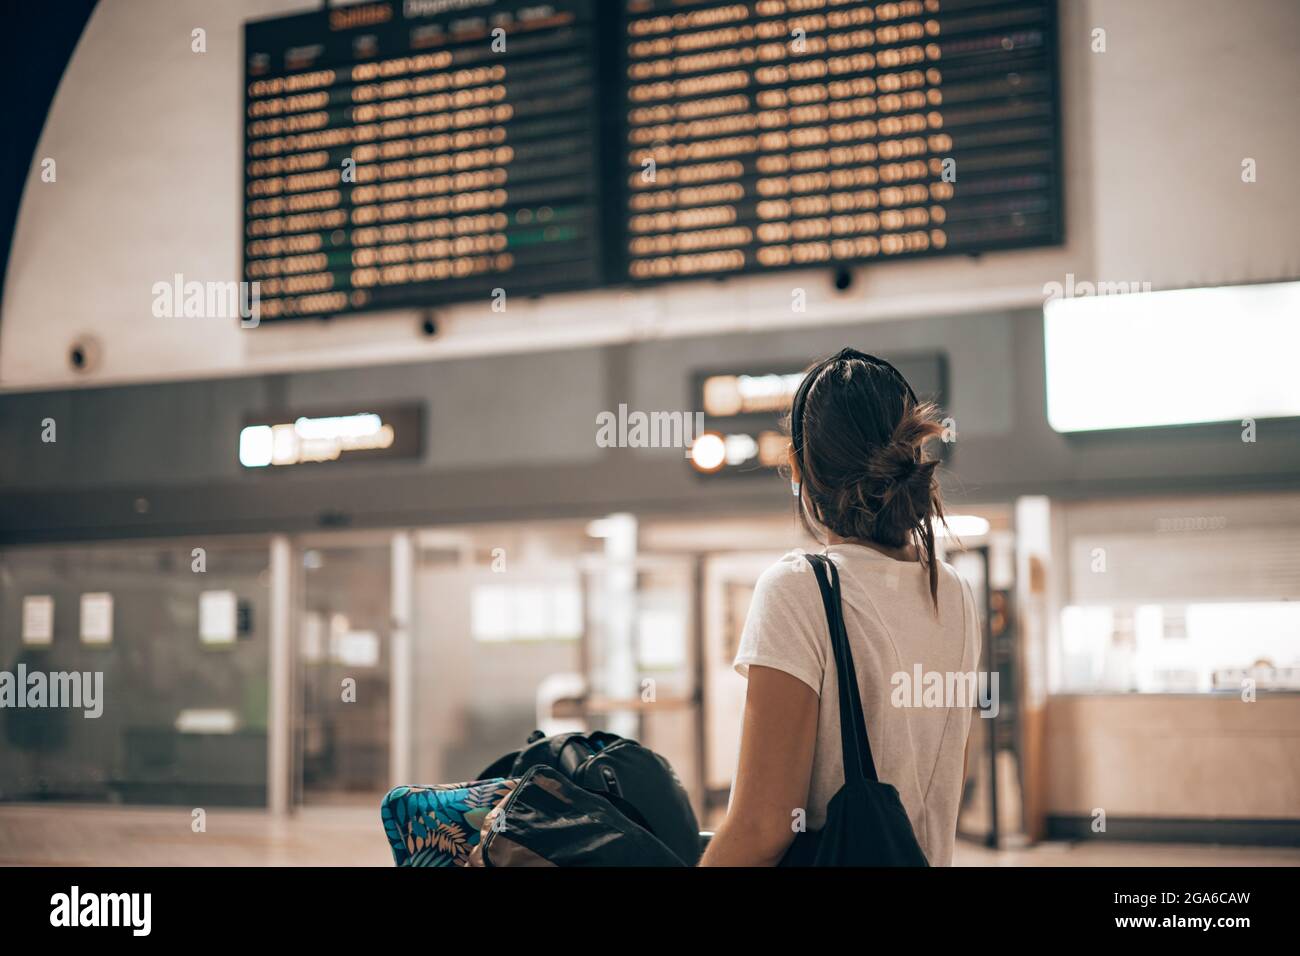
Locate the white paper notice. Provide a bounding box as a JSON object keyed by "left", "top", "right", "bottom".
{"left": 333, "top": 630, "right": 380, "bottom": 668}
{"left": 199, "top": 590, "right": 238, "bottom": 645}
{"left": 22, "top": 595, "right": 54, "bottom": 645}
{"left": 80, "top": 592, "right": 114, "bottom": 644}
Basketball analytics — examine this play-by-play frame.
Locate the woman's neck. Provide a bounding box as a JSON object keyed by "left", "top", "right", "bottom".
{"left": 824, "top": 531, "right": 919, "bottom": 563}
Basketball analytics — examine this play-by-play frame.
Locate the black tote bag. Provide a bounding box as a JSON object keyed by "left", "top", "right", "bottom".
{"left": 780, "top": 553, "right": 929, "bottom": 867}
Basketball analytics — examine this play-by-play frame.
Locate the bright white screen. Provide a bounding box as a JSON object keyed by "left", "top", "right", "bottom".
{"left": 1044, "top": 281, "right": 1300, "bottom": 433}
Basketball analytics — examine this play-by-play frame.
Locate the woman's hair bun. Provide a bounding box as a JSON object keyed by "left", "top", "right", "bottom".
{"left": 859, "top": 402, "right": 943, "bottom": 547}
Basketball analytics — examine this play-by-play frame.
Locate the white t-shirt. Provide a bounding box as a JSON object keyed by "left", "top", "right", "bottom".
{"left": 733, "top": 543, "right": 980, "bottom": 866}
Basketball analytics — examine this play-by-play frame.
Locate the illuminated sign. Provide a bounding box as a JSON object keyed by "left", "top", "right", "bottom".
{"left": 621, "top": 0, "right": 1062, "bottom": 283}
{"left": 243, "top": 0, "right": 605, "bottom": 321}
{"left": 688, "top": 428, "right": 788, "bottom": 474}
{"left": 1044, "top": 281, "right": 1300, "bottom": 433}
{"left": 702, "top": 372, "right": 805, "bottom": 417}
{"left": 240, "top": 405, "right": 423, "bottom": 467}
{"left": 244, "top": 1, "right": 1061, "bottom": 320}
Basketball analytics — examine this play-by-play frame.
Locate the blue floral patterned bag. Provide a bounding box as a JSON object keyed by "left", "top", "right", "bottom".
{"left": 381, "top": 777, "right": 518, "bottom": 867}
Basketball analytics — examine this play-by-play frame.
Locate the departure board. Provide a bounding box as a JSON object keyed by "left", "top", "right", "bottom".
{"left": 242, "top": 0, "right": 1061, "bottom": 320}
{"left": 621, "top": 0, "right": 1061, "bottom": 282}
{"left": 242, "top": 0, "right": 605, "bottom": 321}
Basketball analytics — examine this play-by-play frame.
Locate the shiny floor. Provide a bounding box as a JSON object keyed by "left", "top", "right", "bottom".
{"left": 0, "top": 803, "right": 394, "bottom": 867}
{"left": 2, "top": 803, "right": 1298, "bottom": 867}
{"left": 951, "top": 840, "right": 1300, "bottom": 867}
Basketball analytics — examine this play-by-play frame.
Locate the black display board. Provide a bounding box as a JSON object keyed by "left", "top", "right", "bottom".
{"left": 620, "top": 0, "right": 1061, "bottom": 282}
{"left": 243, "top": 0, "right": 606, "bottom": 321}
{"left": 243, "top": 0, "right": 1060, "bottom": 320}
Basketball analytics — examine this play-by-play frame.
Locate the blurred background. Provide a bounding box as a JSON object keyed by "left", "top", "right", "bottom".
{"left": 0, "top": 0, "right": 1297, "bottom": 866}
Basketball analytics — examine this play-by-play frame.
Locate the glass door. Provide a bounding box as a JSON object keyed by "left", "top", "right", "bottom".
{"left": 294, "top": 533, "right": 394, "bottom": 806}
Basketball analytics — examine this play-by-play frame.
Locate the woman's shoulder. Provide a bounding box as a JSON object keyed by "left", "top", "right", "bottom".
{"left": 939, "top": 558, "right": 978, "bottom": 591}
{"left": 935, "top": 557, "right": 968, "bottom": 589}
{"left": 752, "top": 549, "right": 821, "bottom": 601}
{"left": 934, "top": 558, "right": 979, "bottom": 619}
{"left": 764, "top": 548, "right": 818, "bottom": 577}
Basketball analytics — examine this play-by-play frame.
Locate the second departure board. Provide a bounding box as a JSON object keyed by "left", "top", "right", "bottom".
{"left": 621, "top": 0, "right": 1061, "bottom": 282}
{"left": 243, "top": 0, "right": 605, "bottom": 321}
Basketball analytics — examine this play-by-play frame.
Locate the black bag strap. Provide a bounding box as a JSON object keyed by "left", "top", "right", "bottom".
{"left": 806, "top": 553, "right": 879, "bottom": 785}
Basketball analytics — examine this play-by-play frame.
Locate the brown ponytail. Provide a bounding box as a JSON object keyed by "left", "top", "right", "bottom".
{"left": 788, "top": 349, "right": 948, "bottom": 609}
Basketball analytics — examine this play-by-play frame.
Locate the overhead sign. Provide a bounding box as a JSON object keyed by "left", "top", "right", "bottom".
{"left": 240, "top": 404, "right": 424, "bottom": 467}
{"left": 621, "top": 0, "right": 1061, "bottom": 283}
{"left": 242, "top": 0, "right": 1062, "bottom": 320}
{"left": 243, "top": 0, "right": 606, "bottom": 321}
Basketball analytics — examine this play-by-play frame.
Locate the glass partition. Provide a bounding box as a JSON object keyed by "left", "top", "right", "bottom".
{"left": 1054, "top": 492, "right": 1300, "bottom": 695}
{"left": 0, "top": 539, "right": 271, "bottom": 806}
{"left": 411, "top": 523, "right": 591, "bottom": 787}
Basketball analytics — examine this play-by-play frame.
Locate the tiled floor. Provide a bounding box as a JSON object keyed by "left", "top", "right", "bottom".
{"left": 2, "top": 803, "right": 1297, "bottom": 866}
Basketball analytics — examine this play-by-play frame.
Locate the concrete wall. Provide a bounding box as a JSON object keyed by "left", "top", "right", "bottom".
{"left": 3, "top": 308, "right": 1299, "bottom": 543}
